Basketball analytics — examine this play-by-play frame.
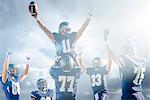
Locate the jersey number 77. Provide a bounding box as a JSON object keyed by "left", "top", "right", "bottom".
{"left": 58, "top": 76, "right": 75, "bottom": 92}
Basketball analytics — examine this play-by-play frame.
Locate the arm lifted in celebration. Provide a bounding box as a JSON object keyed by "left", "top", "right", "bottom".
{"left": 20, "top": 57, "right": 31, "bottom": 81}
{"left": 35, "top": 17, "right": 55, "bottom": 42}
{"left": 104, "top": 29, "right": 112, "bottom": 72}
{"left": 2, "top": 50, "right": 12, "bottom": 83}
{"left": 104, "top": 29, "right": 122, "bottom": 67}
{"left": 28, "top": 1, "right": 55, "bottom": 42}
{"left": 76, "top": 9, "right": 94, "bottom": 40}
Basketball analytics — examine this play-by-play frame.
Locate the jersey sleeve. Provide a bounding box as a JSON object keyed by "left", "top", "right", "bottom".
{"left": 30, "top": 91, "right": 37, "bottom": 99}
{"left": 70, "top": 32, "right": 77, "bottom": 41}
{"left": 101, "top": 66, "right": 109, "bottom": 75}
{"left": 75, "top": 68, "right": 81, "bottom": 78}
{"left": 49, "top": 89, "right": 55, "bottom": 98}
{"left": 0, "top": 76, "right": 2, "bottom": 89}
{"left": 53, "top": 32, "right": 57, "bottom": 40}
{"left": 49, "top": 67, "right": 55, "bottom": 78}
{"left": 49, "top": 67, "right": 59, "bottom": 79}
{"left": 86, "top": 68, "right": 90, "bottom": 75}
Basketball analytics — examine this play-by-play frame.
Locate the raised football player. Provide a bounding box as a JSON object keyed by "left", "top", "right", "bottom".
{"left": 50, "top": 55, "right": 81, "bottom": 100}
{"left": 106, "top": 31, "right": 146, "bottom": 100}
{"left": 83, "top": 30, "right": 112, "bottom": 100}
{"left": 31, "top": 78, "right": 55, "bottom": 100}
{"left": 28, "top": 1, "right": 94, "bottom": 67}
{"left": 1, "top": 50, "right": 30, "bottom": 100}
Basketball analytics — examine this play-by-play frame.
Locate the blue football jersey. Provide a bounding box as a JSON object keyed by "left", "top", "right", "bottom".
{"left": 31, "top": 89, "right": 54, "bottom": 100}
{"left": 1, "top": 76, "right": 20, "bottom": 100}
{"left": 0, "top": 75, "right": 2, "bottom": 89}
{"left": 50, "top": 67, "right": 80, "bottom": 100}
{"left": 87, "top": 66, "right": 109, "bottom": 94}
{"left": 53, "top": 32, "right": 77, "bottom": 56}
{"left": 120, "top": 55, "right": 146, "bottom": 94}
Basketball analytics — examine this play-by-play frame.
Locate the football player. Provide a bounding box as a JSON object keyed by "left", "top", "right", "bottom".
{"left": 1, "top": 50, "right": 31, "bottom": 100}
{"left": 82, "top": 30, "right": 112, "bottom": 100}
{"left": 106, "top": 31, "right": 146, "bottom": 100}
{"left": 31, "top": 78, "right": 55, "bottom": 100}
{"left": 50, "top": 55, "right": 81, "bottom": 100}
{"left": 28, "top": 1, "right": 94, "bottom": 67}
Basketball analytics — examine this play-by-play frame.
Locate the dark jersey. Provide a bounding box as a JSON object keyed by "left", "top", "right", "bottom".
{"left": 31, "top": 89, "right": 54, "bottom": 100}
{"left": 0, "top": 75, "right": 2, "bottom": 90}
{"left": 50, "top": 67, "right": 80, "bottom": 100}
{"left": 0, "top": 76, "right": 20, "bottom": 100}
{"left": 87, "top": 66, "right": 109, "bottom": 94}
{"left": 120, "top": 55, "right": 146, "bottom": 94}
{"left": 53, "top": 32, "right": 77, "bottom": 57}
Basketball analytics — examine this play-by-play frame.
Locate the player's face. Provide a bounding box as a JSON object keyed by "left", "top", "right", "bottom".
{"left": 92, "top": 59, "right": 101, "bottom": 68}
{"left": 38, "top": 79, "right": 48, "bottom": 92}
{"left": 60, "top": 26, "right": 71, "bottom": 35}
{"left": 10, "top": 67, "right": 18, "bottom": 76}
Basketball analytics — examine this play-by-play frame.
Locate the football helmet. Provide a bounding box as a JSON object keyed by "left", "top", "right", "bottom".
{"left": 92, "top": 57, "right": 101, "bottom": 68}
{"left": 59, "top": 22, "right": 71, "bottom": 33}
{"left": 8, "top": 64, "right": 19, "bottom": 82}
{"left": 37, "top": 78, "right": 48, "bottom": 92}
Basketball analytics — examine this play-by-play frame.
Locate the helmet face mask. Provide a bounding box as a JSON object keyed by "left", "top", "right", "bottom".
{"left": 8, "top": 64, "right": 19, "bottom": 82}
{"left": 59, "top": 26, "right": 71, "bottom": 34}
{"left": 8, "top": 64, "right": 18, "bottom": 77}
{"left": 92, "top": 57, "right": 101, "bottom": 68}
{"left": 59, "top": 22, "right": 71, "bottom": 34}
{"left": 37, "top": 79, "right": 48, "bottom": 92}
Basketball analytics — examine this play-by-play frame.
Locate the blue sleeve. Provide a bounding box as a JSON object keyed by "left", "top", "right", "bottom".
{"left": 0, "top": 76, "right": 2, "bottom": 89}
{"left": 76, "top": 68, "right": 81, "bottom": 78}
{"left": 70, "top": 32, "right": 77, "bottom": 41}
{"left": 49, "top": 89, "right": 55, "bottom": 98}
{"left": 49, "top": 67, "right": 55, "bottom": 78}
{"left": 53, "top": 32, "right": 62, "bottom": 42}
{"left": 101, "top": 66, "right": 109, "bottom": 75}
{"left": 30, "top": 91, "right": 38, "bottom": 99}
{"left": 86, "top": 68, "right": 91, "bottom": 75}
{"left": 49, "top": 67, "right": 58, "bottom": 79}
{"left": 53, "top": 32, "right": 57, "bottom": 39}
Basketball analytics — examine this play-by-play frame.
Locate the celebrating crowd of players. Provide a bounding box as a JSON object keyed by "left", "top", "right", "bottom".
{"left": 0, "top": 1, "right": 147, "bottom": 100}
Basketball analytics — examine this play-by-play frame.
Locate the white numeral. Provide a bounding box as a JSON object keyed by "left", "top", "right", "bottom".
{"left": 59, "top": 76, "right": 66, "bottom": 92}
{"left": 12, "top": 82, "right": 20, "bottom": 95}
{"left": 40, "top": 97, "right": 51, "bottom": 100}
{"left": 133, "top": 67, "right": 145, "bottom": 85}
{"left": 91, "top": 74, "right": 101, "bottom": 87}
{"left": 67, "top": 76, "right": 75, "bottom": 92}
{"left": 62, "top": 39, "right": 71, "bottom": 53}
{"left": 58, "top": 76, "right": 75, "bottom": 92}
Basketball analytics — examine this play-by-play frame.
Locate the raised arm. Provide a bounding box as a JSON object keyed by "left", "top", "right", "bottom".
{"left": 28, "top": 1, "right": 55, "bottom": 42}
{"left": 76, "top": 9, "right": 94, "bottom": 40}
{"left": 105, "top": 43, "right": 112, "bottom": 72}
{"left": 2, "top": 51, "right": 12, "bottom": 83}
{"left": 76, "top": 54, "right": 87, "bottom": 73}
{"left": 35, "top": 17, "right": 55, "bottom": 42}
{"left": 104, "top": 29, "right": 122, "bottom": 67}
{"left": 20, "top": 57, "right": 31, "bottom": 81}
